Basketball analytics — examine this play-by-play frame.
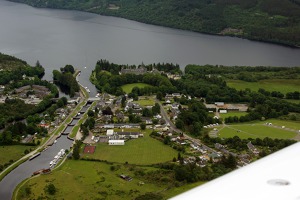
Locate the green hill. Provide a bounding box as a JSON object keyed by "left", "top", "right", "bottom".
{"left": 9, "top": 0, "right": 300, "bottom": 47}
{"left": 0, "top": 53, "right": 28, "bottom": 71}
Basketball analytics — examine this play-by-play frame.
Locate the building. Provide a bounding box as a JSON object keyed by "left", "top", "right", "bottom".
{"left": 106, "top": 129, "right": 114, "bottom": 136}
{"left": 116, "top": 132, "right": 140, "bottom": 139}
{"left": 219, "top": 110, "right": 227, "bottom": 114}
{"left": 120, "top": 66, "right": 147, "bottom": 75}
{"left": 215, "top": 102, "right": 225, "bottom": 106}
{"left": 108, "top": 140, "right": 125, "bottom": 145}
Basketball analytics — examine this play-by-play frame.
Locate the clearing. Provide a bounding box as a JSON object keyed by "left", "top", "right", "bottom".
{"left": 227, "top": 79, "right": 300, "bottom": 94}
{"left": 121, "top": 83, "right": 151, "bottom": 94}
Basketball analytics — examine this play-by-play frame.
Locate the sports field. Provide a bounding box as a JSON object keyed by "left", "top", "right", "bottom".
{"left": 83, "top": 130, "right": 177, "bottom": 165}
{"left": 227, "top": 79, "right": 300, "bottom": 94}
{"left": 121, "top": 83, "right": 151, "bottom": 93}
{"left": 218, "top": 124, "right": 297, "bottom": 139}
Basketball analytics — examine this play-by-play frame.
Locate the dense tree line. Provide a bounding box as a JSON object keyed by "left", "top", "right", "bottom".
{"left": 185, "top": 64, "right": 300, "bottom": 81}
{"left": 53, "top": 65, "right": 79, "bottom": 97}
{"left": 11, "top": 0, "right": 300, "bottom": 46}
{"left": 91, "top": 60, "right": 177, "bottom": 96}
{"left": 175, "top": 100, "right": 221, "bottom": 137}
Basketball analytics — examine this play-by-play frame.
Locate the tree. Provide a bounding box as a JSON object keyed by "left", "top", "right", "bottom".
{"left": 72, "top": 140, "right": 82, "bottom": 160}
{"left": 152, "top": 103, "right": 161, "bottom": 115}
{"left": 45, "top": 183, "right": 56, "bottom": 195}
{"left": 175, "top": 119, "right": 184, "bottom": 129}
{"left": 221, "top": 154, "right": 237, "bottom": 169}
{"left": 62, "top": 64, "right": 75, "bottom": 74}
{"left": 163, "top": 136, "right": 171, "bottom": 145}
{"left": 156, "top": 91, "right": 163, "bottom": 101}
{"left": 102, "top": 107, "right": 113, "bottom": 115}
{"left": 87, "top": 110, "right": 95, "bottom": 117}
{"left": 135, "top": 192, "right": 163, "bottom": 200}
{"left": 140, "top": 122, "right": 146, "bottom": 130}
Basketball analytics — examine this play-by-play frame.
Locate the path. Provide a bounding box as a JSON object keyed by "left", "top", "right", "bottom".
{"left": 156, "top": 100, "right": 217, "bottom": 154}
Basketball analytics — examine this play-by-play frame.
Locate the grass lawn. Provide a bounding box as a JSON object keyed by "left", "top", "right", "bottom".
{"left": 218, "top": 124, "right": 297, "bottom": 139}
{"left": 15, "top": 160, "right": 204, "bottom": 200}
{"left": 133, "top": 98, "right": 155, "bottom": 106}
{"left": 227, "top": 79, "right": 300, "bottom": 94}
{"left": 0, "top": 145, "right": 30, "bottom": 166}
{"left": 121, "top": 83, "right": 151, "bottom": 94}
{"left": 83, "top": 130, "right": 177, "bottom": 165}
{"left": 220, "top": 111, "right": 248, "bottom": 118}
{"left": 284, "top": 99, "right": 300, "bottom": 104}
{"left": 257, "top": 119, "right": 300, "bottom": 130}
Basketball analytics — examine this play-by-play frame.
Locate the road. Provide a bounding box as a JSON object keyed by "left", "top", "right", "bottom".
{"left": 157, "top": 100, "right": 217, "bottom": 154}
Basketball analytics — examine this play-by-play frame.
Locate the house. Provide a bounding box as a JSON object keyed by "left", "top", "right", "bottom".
{"left": 215, "top": 102, "right": 225, "bottom": 106}
{"left": 172, "top": 93, "right": 181, "bottom": 98}
{"left": 154, "top": 124, "right": 169, "bottom": 131}
{"left": 108, "top": 140, "right": 125, "bottom": 145}
{"left": 154, "top": 114, "right": 162, "bottom": 119}
{"left": 247, "top": 141, "right": 260, "bottom": 155}
{"left": 116, "top": 112, "right": 124, "bottom": 122}
{"left": 165, "top": 94, "right": 173, "bottom": 100}
{"left": 106, "top": 129, "right": 114, "bottom": 136}
{"left": 171, "top": 103, "right": 180, "bottom": 109}
{"left": 116, "top": 132, "right": 140, "bottom": 139}
{"left": 104, "top": 124, "right": 114, "bottom": 129}
{"left": 219, "top": 110, "right": 227, "bottom": 114}
{"left": 215, "top": 143, "right": 225, "bottom": 150}
{"left": 120, "top": 66, "right": 147, "bottom": 75}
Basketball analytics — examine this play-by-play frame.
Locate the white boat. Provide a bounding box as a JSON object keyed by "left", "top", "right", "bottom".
{"left": 54, "top": 139, "right": 57, "bottom": 144}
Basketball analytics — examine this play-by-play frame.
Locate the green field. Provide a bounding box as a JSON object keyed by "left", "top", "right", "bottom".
{"left": 220, "top": 111, "right": 248, "bottom": 118}
{"left": 218, "top": 124, "right": 297, "bottom": 139}
{"left": 285, "top": 99, "right": 300, "bottom": 104}
{"left": 0, "top": 145, "right": 30, "bottom": 167}
{"left": 133, "top": 98, "right": 155, "bottom": 106}
{"left": 257, "top": 119, "right": 300, "bottom": 130}
{"left": 121, "top": 83, "right": 151, "bottom": 94}
{"left": 227, "top": 79, "right": 300, "bottom": 94}
{"left": 15, "top": 160, "right": 203, "bottom": 200}
{"left": 83, "top": 130, "right": 177, "bottom": 165}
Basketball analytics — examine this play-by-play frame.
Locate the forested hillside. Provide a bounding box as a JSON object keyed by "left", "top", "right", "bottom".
{"left": 10, "top": 0, "right": 300, "bottom": 47}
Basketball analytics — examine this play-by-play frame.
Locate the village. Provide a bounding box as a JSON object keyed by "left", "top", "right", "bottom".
{"left": 77, "top": 91, "right": 260, "bottom": 169}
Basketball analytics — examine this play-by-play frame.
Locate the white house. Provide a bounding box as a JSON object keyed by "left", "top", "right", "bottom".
{"left": 106, "top": 129, "right": 114, "bottom": 136}
{"left": 215, "top": 102, "right": 225, "bottom": 106}
{"left": 108, "top": 140, "right": 125, "bottom": 145}
{"left": 116, "top": 132, "right": 139, "bottom": 139}
{"left": 219, "top": 110, "right": 227, "bottom": 114}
